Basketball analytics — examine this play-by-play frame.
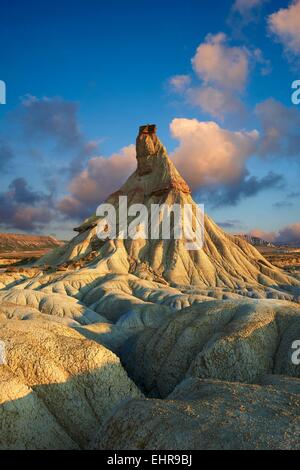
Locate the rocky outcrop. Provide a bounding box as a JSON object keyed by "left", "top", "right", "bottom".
{"left": 0, "top": 365, "right": 78, "bottom": 450}
{"left": 93, "top": 377, "right": 300, "bottom": 450}
{"left": 0, "top": 319, "right": 142, "bottom": 449}
{"left": 0, "top": 289, "right": 109, "bottom": 325}
{"left": 121, "top": 299, "right": 300, "bottom": 397}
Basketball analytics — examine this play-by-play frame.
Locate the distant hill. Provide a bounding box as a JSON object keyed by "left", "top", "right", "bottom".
{"left": 274, "top": 241, "right": 300, "bottom": 248}
{"left": 235, "top": 234, "right": 275, "bottom": 247}
{"left": 0, "top": 233, "right": 64, "bottom": 253}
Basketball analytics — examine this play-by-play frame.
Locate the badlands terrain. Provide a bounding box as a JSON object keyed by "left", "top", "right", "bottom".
{"left": 0, "top": 127, "right": 299, "bottom": 449}
{"left": 258, "top": 245, "right": 300, "bottom": 277}
{"left": 0, "top": 233, "right": 64, "bottom": 268}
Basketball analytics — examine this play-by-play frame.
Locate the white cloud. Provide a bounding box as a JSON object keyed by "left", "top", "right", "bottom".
{"left": 168, "top": 32, "right": 269, "bottom": 119}
{"left": 186, "top": 86, "right": 243, "bottom": 119}
{"left": 170, "top": 117, "right": 259, "bottom": 189}
{"left": 58, "top": 145, "right": 136, "bottom": 219}
{"left": 192, "top": 33, "right": 249, "bottom": 90}
{"left": 268, "top": 0, "right": 300, "bottom": 56}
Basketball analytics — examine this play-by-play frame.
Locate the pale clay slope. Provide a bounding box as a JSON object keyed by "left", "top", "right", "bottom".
{"left": 0, "top": 130, "right": 299, "bottom": 449}
{"left": 121, "top": 299, "right": 300, "bottom": 397}
{"left": 0, "top": 365, "right": 78, "bottom": 450}
{"left": 93, "top": 377, "right": 300, "bottom": 450}
{"left": 0, "top": 319, "right": 142, "bottom": 449}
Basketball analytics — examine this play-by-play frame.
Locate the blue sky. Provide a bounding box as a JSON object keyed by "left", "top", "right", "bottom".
{"left": 0, "top": 0, "right": 300, "bottom": 242}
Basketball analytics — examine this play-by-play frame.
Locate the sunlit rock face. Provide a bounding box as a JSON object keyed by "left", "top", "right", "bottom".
{"left": 0, "top": 125, "right": 299, "bottom": 450}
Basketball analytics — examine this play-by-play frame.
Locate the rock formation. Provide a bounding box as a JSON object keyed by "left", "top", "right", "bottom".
{"left": 0, "top": 319, "right": 141, "bottom": 449}
{"left": 120, "top": 298, "right": 300, "bottom": 397}
{"left": 93, "top": 377, "right": 300, "bottom": 450}
{"left": 37, "top": 125, "right": 300, "bottom": 302}
{"left": 0, "top": 125, "right": 299, "bottom": 450}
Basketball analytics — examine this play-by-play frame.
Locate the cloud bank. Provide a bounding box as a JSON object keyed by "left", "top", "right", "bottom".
{"left": 0, "top": 178, "right": 54, "bottom": 231}
{"left": 256, "top": 98, "right": 300, "bottom": 158}
{"left": 250, "top": 223, "right": 300, "bottom": 244}
{"left": 58, "top": 145, "right": 136, "bottom": 220}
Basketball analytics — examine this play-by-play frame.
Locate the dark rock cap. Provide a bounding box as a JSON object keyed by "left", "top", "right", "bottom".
{"left": 139, "top": 124, "right": 157, "bottom": 134}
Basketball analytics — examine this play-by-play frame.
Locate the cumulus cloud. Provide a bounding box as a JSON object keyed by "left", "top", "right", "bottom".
{"left": 170, "top": 117, "right": 284, "bottom": 206}
{"left": 58, "top": 116, "right": 285, "bottom": 219}
{"left": 58, "top": 145, "right": 136, "bottom": 220}
{"left": 170, "top": 117, "right": 258, "bottom": 188}
{"left": 57, "top": 115, "right": 288, "bottom": 222}
{"left": 268, "top": 0, "right": 300, "bottom": 57}
{"left": 192, "top": 33, "right": 249, "bottom": 90}
{"left": 0, "top": 178, "right": 54, "bottom": 231}
{"left": 169, "top": 33, "right": 267, "bottom": 119}
{"left": 256, "top": 98, "right": 300, "bottom": 158}
{"left": 249, "top": 223, "right": 300, "bottom": 244}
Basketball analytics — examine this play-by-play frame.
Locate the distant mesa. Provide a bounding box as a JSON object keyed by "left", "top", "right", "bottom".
{"left": 0, "top": 233, "right": 64, "bottom": 253}
{"left": 0, "top": 233, "right": 64, "bottom": 267}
